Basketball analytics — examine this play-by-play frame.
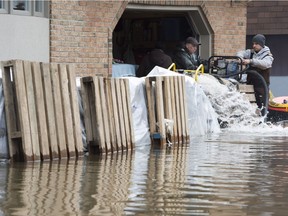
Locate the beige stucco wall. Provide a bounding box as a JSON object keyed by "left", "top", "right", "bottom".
{"left": 0, "top": 14, "right": 49, "bottom": 63}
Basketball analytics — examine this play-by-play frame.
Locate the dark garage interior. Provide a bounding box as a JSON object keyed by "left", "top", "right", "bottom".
{"left": 112, "top": 10, "right": 199, "bottom": 65}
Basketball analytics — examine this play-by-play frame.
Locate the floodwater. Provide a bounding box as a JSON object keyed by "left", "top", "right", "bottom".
{"left": 1, "top": 131, "right": 288, "bottom": 216}
{"left": 0, "top": 71, "right": 288, "bottom": 215}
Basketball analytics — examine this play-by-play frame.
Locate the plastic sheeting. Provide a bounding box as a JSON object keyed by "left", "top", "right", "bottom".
{"left": 147, "top": 66, "right": 220, "bottom": 136}
{"left": 127, "top": 77, "right": 151, "bottom": 147}
{"left": 0, "top": 79, "right": 9, "bottom": 159}
{"left": 77, "top": 87, "right": 87, "bottom": 151}
{"left": 112, "top": 64, "right": 138, "bottom": 78}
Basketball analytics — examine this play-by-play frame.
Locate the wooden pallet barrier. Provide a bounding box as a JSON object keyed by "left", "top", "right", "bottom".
{"left": 81, "top": 76, "right": 135, "bottom": 154}
{"left": 145, "top": 76, "right": 190, "bottom": 146}
{"left": 1, "top": 60, "right": 83, "bottom": 162}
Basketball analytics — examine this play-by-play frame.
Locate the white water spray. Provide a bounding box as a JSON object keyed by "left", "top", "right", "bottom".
{"left": 197, "top": 74, "right": 288, "bottom": 135}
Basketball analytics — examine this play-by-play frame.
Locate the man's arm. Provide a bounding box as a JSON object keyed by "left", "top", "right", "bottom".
{"left": 236, "top": 49, "right": 251, "bottom": 59}
{"left": 251, "top": 54, "right": 274, "bottom": 70}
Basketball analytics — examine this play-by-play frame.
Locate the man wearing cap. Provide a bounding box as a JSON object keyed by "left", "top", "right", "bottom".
{"left": 173, "top": 37, "right": 201, "bottom": 70}
{"left": 236, "top": 34, "right": 274, "bottom": 110}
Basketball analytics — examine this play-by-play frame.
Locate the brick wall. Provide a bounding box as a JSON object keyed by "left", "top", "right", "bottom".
{"left": 50, "top": 0, "right": 247, "bottom": 76}
{"left": 247, "top": 1, "right": 288, "bottom": 35}
{"left": 50, "top": 0, "right": 127, "bottom": 76}
{"left": 201, "top": 1, "right": 247, "bottom": 55}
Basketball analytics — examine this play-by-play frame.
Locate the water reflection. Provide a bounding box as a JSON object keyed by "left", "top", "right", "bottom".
{"left": 2, "top": 160, "right": 84, "bottom": 215}
{"left": 125, "top": 145, "right": 190, "bottom": 215}
{"left": 1, "top": 134, "right": 288, "bottom": 215}
{"left": 0, "top": 152, "right": 134, "bottom": 216}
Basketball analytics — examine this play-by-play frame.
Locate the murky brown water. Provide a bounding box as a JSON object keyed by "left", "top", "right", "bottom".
{"left": 1, "top": 132, "right": 288, "bottom": 216}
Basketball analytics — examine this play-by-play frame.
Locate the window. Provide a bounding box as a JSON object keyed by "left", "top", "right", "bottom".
{"left": 12, "top": 0, "right": 31, "bottom": 15}
{"left": 0, "top": 0, "right": 47, "bottom": 17}
{"left": 13, "top": 0, "right": 29, "bottom": 11}
{"left": 0, "top": 0, "right": 8, "bottom": 13}
{"left": 34, "top": 0, "right": 44, "bottom": 17}
{"left": 35, "top": 0, "right": 43, "bottom": 12}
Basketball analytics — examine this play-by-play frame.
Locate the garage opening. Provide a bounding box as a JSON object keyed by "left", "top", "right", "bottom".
{"left": 112, "top": 5, "right": 212, "bottom": 67}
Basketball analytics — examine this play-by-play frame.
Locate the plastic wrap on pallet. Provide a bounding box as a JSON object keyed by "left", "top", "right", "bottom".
{"left": 147, "top": 66, "right": 220, "bottom": 136}
{"left": 0, "top": 79, "right": 9, "bottom": 159}
{"left": 77, "top": 87, "right": 87, "bottom": 151}
{"left": 112, "top": 64, "right": 138, "bottom": 77}
{"left": 127, "top": 77, "right": 151, "bottom": 147}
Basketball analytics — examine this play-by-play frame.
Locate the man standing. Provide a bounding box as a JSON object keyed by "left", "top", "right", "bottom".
{"left": 236, "top": 34, "right": 274, "bottom": 110}
{"left": 173, "top": 37, "right": 201, "bottom": 70}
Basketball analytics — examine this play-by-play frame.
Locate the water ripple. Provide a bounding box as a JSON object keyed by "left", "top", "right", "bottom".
{"left": 0, "top": 134, "right": 288, "bottom": 215}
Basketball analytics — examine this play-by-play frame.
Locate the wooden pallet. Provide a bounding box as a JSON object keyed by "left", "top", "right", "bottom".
{"left": 81, "top": 76, "right": 135, "bottom": 154}
{"left": 238, "top": 84, "right": 256, "bottom": 103}
{"left": 145, "top": 76, "right": 190, "bottom": 146}
{"left": 1, "top": 60, "right": 83, "bottom": 161}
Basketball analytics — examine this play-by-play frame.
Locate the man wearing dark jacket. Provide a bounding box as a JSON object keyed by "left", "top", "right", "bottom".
{"left": 173, "top": 37, "right": 201, "bottom": 70}
{"left": 136, "top": 46, "right": 173, "bottom": 77}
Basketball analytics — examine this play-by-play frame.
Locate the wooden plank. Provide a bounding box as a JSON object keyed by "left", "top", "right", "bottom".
{"left": 67, "top": 65, "right": 83, "bottom": 156}
{"left": 170, "top": 77, "right": 177, "bottom": 142}
{"left": 23, "top": 61, "right": 41, "bottom": 161}
{"left": 238, "top": 84, "right": 254, "bottom": 93}
{"left": 164, "top": 77, "right": 173, "bottom": 120}
{"left": 13, "top": 60, "right": 33, "bottom": 161}
{"left": 50, "top": 63, "right": 67, "bottom": 158}
{"left": 155, "top": 77, "right": 165, "bottom": 144}
{"left": 89, "top": 82, "right": 99, "bottom": 144}
{"left": 243, "top": 93, "right": 256, "bottom": 102}
{"left": 59, "top": 64, "right": 76, "bottom": 157}
{"left": 110, "top": 78, "right": 122, "bottom": 151}
{"left": 174, "top": 76, "right": 182, "bottom": 144}
{"left": 164, "top": 76, "right": 174, "bottom": 142}
{"left": 238, "top": 84, "right": 256, "bottom": 102}
{"left": 178, "top": 76, "right": 186, "bottom": 144}
{"left": 99, "top": 77, "right": 111, "bottom": 153}
{"left": 120, "top": 79, "right": 131, "bottom": 149}
{"left": 115, "top": 78, "right": 127, "bottom": 150}
{"left": 145, "top": 77, "right": 156, "bottom": 134}
{"left": 93, "top": 76, "right": 106, "bottom": 153}
{"left": 163, "top": 77, "right": 173, "bottom": 144}
{"left": 181, "top": 76, "right": 190, "bottom": 143}
{"left": 124, "top": 79, "right": 135, "bottom": 148}
{"left": 31, "top": 62, "right": 50, "bottom": 160}
{"left": 1, "top": 62, "right": 20, "bottom": 160}
{"left": 105, "top": 78, "right": 117, "bottom": 152}
{"left": 41, "top": 63, "right": 59, "bottom": 159}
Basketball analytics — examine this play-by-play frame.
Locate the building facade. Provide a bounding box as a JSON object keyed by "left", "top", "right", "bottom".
{"left": 0, "top": 1, "right": 286, "bottom": 95}
{"left": 0, "top": 0, "right": 248, "bottom": 75}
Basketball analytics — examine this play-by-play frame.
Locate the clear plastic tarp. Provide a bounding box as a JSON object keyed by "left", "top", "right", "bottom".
{"left": 0, "top": 79, "right": 9, "bottom": 159}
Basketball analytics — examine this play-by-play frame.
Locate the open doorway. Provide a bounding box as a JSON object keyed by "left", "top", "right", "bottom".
{"left": 112, "top": 5, "right": 212, "bottom": 66}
